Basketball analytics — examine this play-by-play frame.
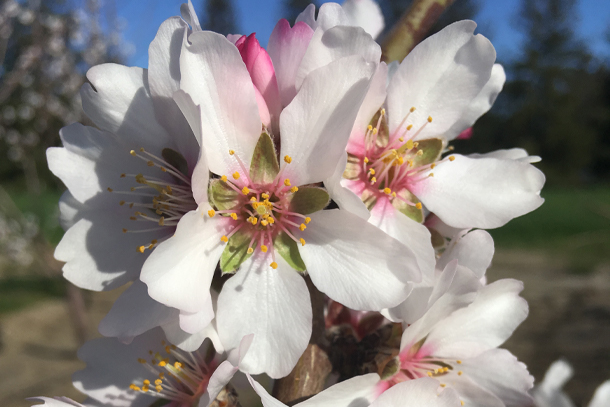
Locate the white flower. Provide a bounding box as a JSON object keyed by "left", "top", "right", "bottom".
{"left": 28, "top": 397, "right": 86, "bottom": 407}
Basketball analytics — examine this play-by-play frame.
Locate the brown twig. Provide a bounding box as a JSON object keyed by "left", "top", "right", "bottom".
{"left": 380, "top": 0, "right": 457, "bottom": 63}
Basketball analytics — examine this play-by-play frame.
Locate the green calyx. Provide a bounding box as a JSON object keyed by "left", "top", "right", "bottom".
{"left": 392, "top": 189, "right": 424, "bottom": 223}
{"left": 249, "top": 132, "right": 280, "bottom": 184}
{"left": 220, "top": 229, "right": 254, "bottom": 274}
{"left": 411, "top": 138, "right": 443, "bottom": 168}
{"left": 287, "top": 186, "right": 330, "bottom": 215}
{"left": 208, "top": 179, "right": 240, "bottom": 211}
{"left": 274, "top": 231, "right": 306, "bottom": 272}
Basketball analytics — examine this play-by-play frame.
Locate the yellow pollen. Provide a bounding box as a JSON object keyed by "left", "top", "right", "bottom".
{"left": 427, "top": 372, "right": 433, "bottom": 377}
{"left": 370, "top": 177, "right": 377, "bottom": 184}
{"left": 369, "top": 168, "right": 376, "bottom": 175}
{"left": 384, "top": 187, "right": 392, "bottom": 195}
{"left": 247, "top": 247, "right": 254, "bottom": 254}
{"left": 155, "top": 385, "right": 162, "bottom": 392}
{"left": 396, "top": 156, "right": 404, "bottom": 165}
{"left": 448, "top": 145, "right": 455, "bottom": 151}
{"left": 161, "top": 167, "right": 167, "bottom": 172}
{"left": 407, "top": 124, "right": 413, "bottom": 130}
{"left": 262, "top": 193, "right": 270, "bottom": 199}
{"left": 428, "top": 116, "right": 433, "bottom": 123}
{"left": 300, "top": 238, "right": 306, "bottom": 246}
{"left": 410, "top": 107, "right": 416, "bottom": 112}
{"left": 208, "top": 209, "right": 216, "bottom": 217}
{"left": 449, "top": 155, "right": 456, "bottom": 161}
{"left": 290, "top": 186, "right": 299, "bottom": 193}
{"left": 221, "top": 235, "right": 228, "bottom": 243}
{"left": 147, "top": 160, "right": 154, "bottom": 167}
{"left": 414, "top": 142, "right": 419, "bottom": 147}
{"left": 158, "top": 361, "right": 167, "bottom": 367}
{"left": 155, "top": 379, "right": 162, "bottom": 385}
{"left": 268, "top": 217, "right": 275, "bottom": 224}
{"left": 416, "top": 150, "right": 424, "bottom": 156}
{"left": 304, "top": 217, "right": 311, "bottom": 224}
{"left": 381, "top": 108, "right": 386, "bottom": 115}
{"left": 142, "top": 385, "right": 150, "bottom": 392}
{"left": 440, "top": 384, "right": 446, "bottom": 388}
{"left": 174, "top": 362, "right": 182, "bottom": 369}
{"left": 232, "top": 172, "right": 240, "bottom": 180}
{"left": 261, "top": 220, "right": 269, "bottom": 226}
{"left": 137, "top": 246, "right": 145, "bottom": 253}
{"left": 367, "top": 125, "right": 373, "bottom": 131}
{"left": 130, "top": 384, "right": 139, "bottom": 391}
{"left": 457, "top": 360, "right": 462, "bottom": 364}
{"left": 391, "top": 192, "right": 397, "bottom": 198}
{"left": 283, "top": 179, "right": 291, "bottom": 186}
{"left": 159, "top": 217, "right": 165, "bottom": 226}
{"left": 242, "top": 186, "right": 250, "bottom": 195}
{"left": 250, "top": 197, "right": 257, "bottom": 202}
{"left": 364, "top": 157, "right": 369, "bottom": 163}
{"left": 430, "top": 163, "right": 436, "bottom": 169}
{"left": 250, "top": 217, "right": 258, "bottom": 225}
{"left": 261, "top": 245, "right": 268, "bottom": 252}
{"left": 158, "top": 373, "right": 165, "bottom": 379}
{"left": 270, "top": 262, "right": 278, "bottom": 269}
{"left": 229, "top": 150, "right": 235, "bottom": 155}
{"left": 151, "top": 239, "right": 158, "bottom": 245}
{"left": 130, "top": 150, "right": 136, "bottom": 156}
{"left": 429, "top": 173, "right": 434, "bottom": 177}
{"left": 107, "top": 187, "right": 113, "bottom": 192}
{"left": 415, "top": 202, "right": 423, "bottom": 210}
{"left": 143, "top": 380, "right": 150, "bottom": 385}
{"left": 458, "top": 371, "right": 463, "bottom": 376}
{"left": 230, "top": 213, "right": 238, "bottom": 220}
{"left": 406, "top": 140, "right": 414, "bottom": 150}
{"left": 461, "top": 401, "right": 465, "bottom": 406}
{"left": 399, "top": 137, "right": 404, "bottom": 142}
{"left": 299, "top": 223, "right": 306, "bottom": 231}
{"left": 284, "top": 155, "right": 292, "bottom": 164}
{"left": 372, "top": 128, "right": 378, "bottom": 135}
{"left": 221, "top": 175, "right": 228, "bottom": 182}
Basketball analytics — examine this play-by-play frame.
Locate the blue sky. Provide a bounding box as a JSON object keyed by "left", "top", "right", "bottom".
{"left": 116, "top": 0, "right": 610, "bottom": 68}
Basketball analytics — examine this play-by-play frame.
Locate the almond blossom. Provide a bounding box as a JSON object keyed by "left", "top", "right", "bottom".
{"left": 29, "top": 398, "right": 87, "bottom": 407}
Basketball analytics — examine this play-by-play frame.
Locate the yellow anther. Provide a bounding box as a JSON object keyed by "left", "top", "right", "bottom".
{"left": 155, "top": 379, "right": 163, "bottom": 385}
{"left": 119, "top": 200, "right": 125, "bottom": 206}
{"left": 430, "top": 163, "right": 436, "bottom": 169}
{"left": 164, "top": 345, "right": 171, "bottom": 354}
{"left": 384, "top": 187, "right": 392, "bottom": 195}
{"left": 250, "top": 217, "right": 258, "bottom": 225}
{"left": 161, "top": 167, "right": 167, "bottom": 172}
{"left": 262, "top": 193, "right": 270, "bottom": 199}
{"left": 449, "top": 155, "right": 455, "bottom": 161}
{"left": 137, "top": 246, "right": 145, "bottom": 253}
{"left": 429, "top": 173, "right": 434, "bottom": 177}
{"left": 443, "top": 367, "right": 449, "bottom": 372}
{"left": 427, "top": 371, "right": 433, "bottom": 377}
{"left": 290, "top": 186, "right": 299, "bottom": 193}
{"left": 381, "top": 108, "right": 386, "bottom": 115}
{"left": 284, "top": 155, "right": 292, "bottom": 164}
{"left": 208, "top": 209, "right": 216, "bottom": 217}
{"left": 229, "top": 150, "right": 235, "bottom": 155}
{"left": 107, "top": 187, "right": 113, "bottom": 192}
{"left": 270, "top": 262, "right": 278, "bottom": 269}
{"left": 406, "top": 140, "right": 414, "bottom": 150}
{"left": 300, "top": 238, "right": 306, "bottom": 246}
{"left": 434, "top": 368, "right": 439, "bottom": 374}
{"left": 461, "top": 401, "right": 465, "bottom": 406}
{"left": 142, "top": 385, "right": 150, "bottom": 392}
{"left": 440, "top": 383, "right": 446, "bottom": 387}
{"left": 139, "top": 147, "right": 145, "bottom": 152}
{"left": 155, "top": 385, "right": 162, "bottom": 392}
{"left": 399, "top": 137, "right": 404, "bottom": 142}
{"left": 364, "top": 157, "right": 369, "bottom": 163}
{"left": 174, "top": 362, "right": 182, "bottom": 369}
{"left": 367, "top": 125, "right": 373, "bottom": 131}
{"left": 428, "top": 116, "right": 433, "bottom": 123}
{"left": 221, "top": 235, "right": 228, "bottom": 243}
{"left": 391, "top": 192, "right": 396, "bottom": 198}
{"left": 130, "top": 384, "right": 139, "bottom": 391}
{"left": 268, "top": 217, "right": 275, "bottom": 224}
{"left": 457, "top": 360, "right": 462, "bottom": 364}
{"left": 151, "top": 239, "right": 158, "bottom": 245}
{"left": 120, "top": 173, "right": 126, "bottom": 178}
{"left": 283, "top": 179, "right": 291, "bottom": 187}
{"left": 261, "top": 245, "right": 268, "bottom": 252}
{"left": 261, "top": 220, "right": 269, "bottom": 226}
{"left": 370, "top": 177, "right": 377, "bottom": 184}
{"left": 130, "top": 216, "right": 137, "bottom": 220}
{"left": 410, "top": 107, "right": 416, "bottom": 112}
{"left": 304, "top": 217, "right": 311, "bottom": 224}
{"left": 414, "top": 142, "right": 419, "bottom": 147}
{"left": 232, "top": 171, "right": 240, "bottom": 180}
{"left": 299, "top": 223, "right": 306, "bottom": 231}
{"left": 221, "top": 175, "right": 228, "bottom": 182}
{"left": 448, "top": 145, "right": 455, "bottom": 151}
{"left": 143, "top": 380, "right": 151, "bottom": 385}
{"left": 138, "top": 358, "right": 147, "bottom": 364}
{"left": 122, "top": 228, "right": 128, "bottom": 233}
{"left": 147, "top": 160, "right": 155, "bottom": 167}
{"left": 407, "top": 124, "right": 413, "bottom": 130}
{"left": 396, "top": 156, "right": 404, "bottom": 165}
{"left": 372, "top": 128, "right": 378, "bottom": 135}
{"left": 415, "top": 203, "right": 423, "bottom": 210}
{"left": 250, "top": 197, "right": 257, "bottom": 203}
{"left": 247, "top": 247, "right": 254, "bottom": 254}
{"left": 130, "top": 150, "right": 136, "bottom": 156}
{"left": 458, "top": 371, "right": 463, "bottom": 375}
{"left": 159, "top": 217, "right": 165, "bottom": 226}
{"left": 369, "top": 168, "right": 375, "bottom": 175}
{"left": 158, "top": 373, "right": 165, "bottom": 379}
{"left": 242, "top": 186, "right": 250, "bottom": 195}
{"left": 230, "top": 213, "right": 238, "bottom": 220}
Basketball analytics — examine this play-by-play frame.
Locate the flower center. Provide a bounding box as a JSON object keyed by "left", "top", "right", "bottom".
{"left": 130, "top": 340, "right": 217, "bottom": 405}
{"left": 106, "top": 147, "right": 197, "bottom": 254}
{"left": 207, "top": 151, "right": 311, "bottom": 270}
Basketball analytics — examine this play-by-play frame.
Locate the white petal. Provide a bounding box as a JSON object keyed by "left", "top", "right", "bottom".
{"left": 413, "top": 154, "right": 545, "bottom": 229}
{"left": 437, "top": 229, "right": 494, "bottom": 279}
{"left": 369, "top": 199, "right": 436, "bottom": 285}
{"left": 298, "top": 373, "right": 380, "bottom": 407}
{"left": 324, "top": 151, "right": 370, "bottom": 220}
{"left": 444, "top": 64, "right": 506, "bottom": 141}
{"left": 426, "top": 279, "right": 528, "bottom": 359}
{"left": 386, "top": 21, "right": 496, "bottom": 141}
{"left": 179, "top": 295, "right": 214, "bottom": 334}
{"left": 180, "top": 0, "right": 201, "bottom": 31}
{"left": 98, "top": 280, "right": 177, "bottom": 342}
{"left": 246, "top": 374, "right": 289, "bottom": 407}
{"left": 531, "top": 359, "right": 575, "bottom": 407}
{"left": 300, "top": 209, "right": 419, "bottom": 311}
{"left": 27, "top": 397, "right": 86, "bottom": 407}
{"left": 57, "top": 191, "right": 82, "bottom": 230}
{"left": 180, "top": 30, "right": 261, "bottom": 176}
{"left": 80, "top": 64, "right": 172, "bottom": 151}
{"left": 73, "top": 329, "right": 168, "bottom": 407}
{"left": 448, "top": 374, "right": 504, "bottom": 407}
{"left": 267, "top": 19, "right": 315, "bottom": 107}
{"left": 342, "top": 0, "right": 385, "bottom": 39}
{"left": 148, "top": 17, "right": 199, "bottom": 169}
{"left": 370, "top": 378, "right": 461, "bottom": 407}
{"left": 280, "top": 55, "right": 375, "bottom": 185}
{"left": 217, "top": 254, "right": 311, "bottom": 378}
{"left": 469, "top": 148, "right": 541, "bottom": 163}
{"left": 296, "top": 3, "right": 350, "bottom": 31}
{"left": 589, "top": 381, "right": 610, "bottom": 407}
{"left": 203, "top": 360, "right": 239, "bottom": 407}
{"left": 160, "top": 316, "right": 217, "bottom": 352}
{"left": 458, "top": 349, "right": 534, "bottom": 407}
{"left": 141, "top": 207, "right": 225, "bottom": 313}
{"left": 296, "top": 25, "right": 381, "bottom": 90}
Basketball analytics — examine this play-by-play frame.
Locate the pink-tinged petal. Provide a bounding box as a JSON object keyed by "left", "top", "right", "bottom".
{"left": 267, "top": 19, "right": 314, "bottom": 107}
{"left": 80, "top": 64, "right": 173, "bottom": 152}
{"left": 458, "top": 349, "right": 534, "bottom": 407}
{"left": 296, "top": 3, "right": 350, "bottom": 31}
{"left": 370, "top": 378, "right": 461, "bottom": 407}
{"left": 342, "top": 0, "right": 385, "bottom": 39}
{"left": 148, "top": 17, "right": 199, "bottom": 170}
{"left": 444, "top": 64, "right": 506, "bottom": 141}
{"left": 369, "top": 199, "right": 436, "bottom": 285}
{"left": 426, "top": 279, "right": 528, "bottom": 359}
{"left": 324, "top": 151, "right": 370, "bottom": 220}
{"left": 412, "top": 154, "right": 545, "bottom": 229}
{"left": 141, "top": 207, "right": 226, "bottom": 313}
{"left": 296, "top": 373, "right": 380, "bottom": 407}
{"left": 531, "top": 360, "right": 575, "bottom": 407}
{"left": 296, "top": 25, "right": 381, "bottom": 91}
{"left": 253, "top": 85, "right": 271, "bottom": 129}
{"left": 437, "top": 229, "right": 494, "bottom": 279}
{"left": 217, "top": 254, "right": 311, "bottom": 378}
{"left": 235, "top": 33, "right": 281, "bottom": 132}
{"left": 98, "top": 280, "right": 177, "bottom": 342}
{"left": 180, "top": 30, "right": 261, "bottom": 176}
{"left": 280, "top": 55, "right": 375, "bottom": 186}
{"left": 202, "top": 360, "right": 239, "bottom": 407}
{"left": 386, "top": 21, "right": 496, "bottom": 141}
{"left": 299, "top": 209, "right": 419, "bottom": 311}
{"left": 469, "top": 148, "right": 541, "bottom": 163}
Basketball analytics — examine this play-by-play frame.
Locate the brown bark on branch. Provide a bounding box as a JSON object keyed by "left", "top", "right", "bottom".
{"left": 380, "top": 0, "right": 456, "bottom": 63}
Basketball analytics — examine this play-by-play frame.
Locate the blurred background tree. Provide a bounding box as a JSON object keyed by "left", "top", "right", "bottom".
{"left": 201, "top": 0, "right": 239, "bottom": 35}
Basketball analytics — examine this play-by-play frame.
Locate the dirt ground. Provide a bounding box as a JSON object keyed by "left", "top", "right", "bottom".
{"left": 0, "top": 249, "right": 609, "bottom": 407}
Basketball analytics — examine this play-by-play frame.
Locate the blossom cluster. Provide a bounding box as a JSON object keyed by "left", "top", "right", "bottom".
{"left": 32, "top": 1, "right": 604, "bottom": 407}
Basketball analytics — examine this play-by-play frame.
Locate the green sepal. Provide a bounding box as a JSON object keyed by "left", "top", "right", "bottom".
{"left": 287, "top": 186, "right": 330, "bottom": 215}
{"left": 380, "top": 356, "right": 401, "bottom": 380}
{"left": 392, "top": 189, "right": 424, "bottom": 223}
{"left": 208, "top": 179, "right": 240, "bottom": 211}
{"left": 149, "top": 399, "right": 171, "bottom": 407}
{"left": 249, "top": 132, "right": 280, "bottom": 184}
{"left": 162, "top": 148, "right": 189, "bottom": 177}
{"left": 411, "top": 138, "right": 443, "bottom": 168}
{"left": 369, "top": 108, "right": 390, "bottom": 148}
{"left": 274, "top": 231, "right": 306, "bottom": 272}
{"left": 220, "top": 229, "right": 254, "bottom": 274}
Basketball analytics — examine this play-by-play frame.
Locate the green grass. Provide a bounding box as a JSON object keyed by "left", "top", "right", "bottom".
{"left": 489, "top": 186, "right": 610, "bottom": 273}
